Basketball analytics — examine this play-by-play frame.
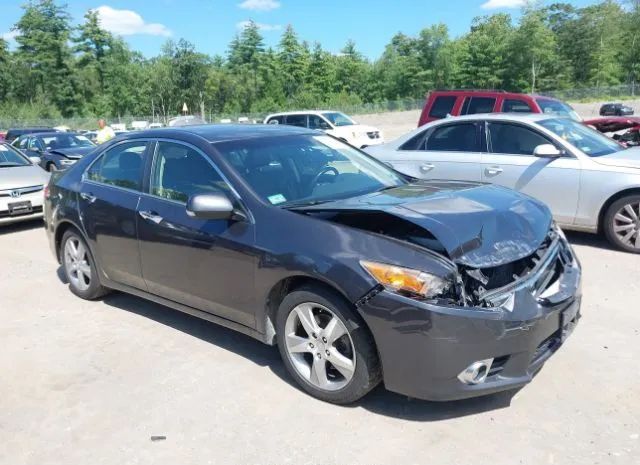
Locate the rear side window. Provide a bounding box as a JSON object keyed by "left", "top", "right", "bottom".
{"left": 461, "top": 97, "right": 496, "bottom": 115}
{"left": 488, "top": 122, "right": 550, "bottom": 155}
{"left": 426, "top": 123, "right": 478, "bottom": 152}
{"left": 266, "top": 115, "right": 283, "bottom": 125}
{"left": 429, "top": 96, "right": 457, "bottom": 118}
{"left": 85, "top": 141, "right": 147, "bottom": 191}
{"left": 284, "top": 114, "right": 307, "bottom": 127}
{"left": 503, "top": 99, "right": 533, "bottom": 113}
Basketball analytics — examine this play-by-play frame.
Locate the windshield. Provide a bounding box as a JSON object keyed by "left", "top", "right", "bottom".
{"left": 321, "top": 112, "right": 355, "bottom": 127}
{"left": 215, "top": 134, "right": 405, "bottom": 206}
{"left": 538, "top": 118, "right": 624, "bottom": 157}
{"left": 40, "top": 134, "right": 94, "bottom": 150}
{"left": 0, "top": 143, "right": 31, "bottom": 167}
{"left": 536, "top": 99, "right": 581, "bottom": 122}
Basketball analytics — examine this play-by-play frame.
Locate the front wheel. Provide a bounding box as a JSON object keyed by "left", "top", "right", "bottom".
{"left": 275, "top": 285, "right": 381, "bottom": 404}
{"left": 61, "top": 229, "right": 110, "bottom": 299}
{"left": 604, "top": 195, "right": 640, "bottom": 253}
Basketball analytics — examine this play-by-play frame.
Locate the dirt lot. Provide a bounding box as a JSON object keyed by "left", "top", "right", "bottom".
{"left": 1, "top": 216, "right": 639, "bottom": 465}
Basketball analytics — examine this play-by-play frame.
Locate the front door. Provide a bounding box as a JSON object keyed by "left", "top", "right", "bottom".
{"left": 481, "top": 121, "right": 581, "bottom": 225}
{"left": 137, "top": 140, "right": 256, "bottom": 327}
{"left": 80, "top": 140, "right": 149, "bottom": 290}
{"left": 389, "top": 121, "right": 483, "bottom": 182}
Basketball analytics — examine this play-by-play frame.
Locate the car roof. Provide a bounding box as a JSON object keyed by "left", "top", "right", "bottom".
{"left": 429, "top": 90, "right": 562, "bottom": 101}
{"left": 124, "top": 123, "right": 317, "bottom": 143}
{"left": 430, "top": 113, "right": 557, "bottom": 124}
{"left": 266, "top": 110, "right": 341, "bottom": 117}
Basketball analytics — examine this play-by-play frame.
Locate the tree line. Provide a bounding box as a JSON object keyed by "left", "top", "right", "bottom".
{"left": 0, "top": 0, "right": 638, "bottom": 122}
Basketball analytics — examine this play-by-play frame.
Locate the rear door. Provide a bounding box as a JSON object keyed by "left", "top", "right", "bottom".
{"left": 80, "top": 140, "right": 149, "bottom": 290}
{"left": 481, "top": 121, "right": 581, "bottom": 225}
{"left": 386, "top": 121, "right": 483, "bottom": 182}
{"left": 136, "top": 140, "right": 256, "bottom": 326}
{"left": 460, "top": 96, "right": 498, "bottom": 116}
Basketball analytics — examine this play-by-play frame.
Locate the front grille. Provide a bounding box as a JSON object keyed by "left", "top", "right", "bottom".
{"left": 488, "top": 355, "right": 509, "bottom": 377}
{"left": 0, "top": 185, "right": 44, "bottom": 198}
{"left": 367, "top": 131, "right": 380, "bottom": 139}
{"left": 531, "top": 330, "right": 562, "bottom": 364}
{"left": 0, "top": 205, "right": 43, "bottom": 218}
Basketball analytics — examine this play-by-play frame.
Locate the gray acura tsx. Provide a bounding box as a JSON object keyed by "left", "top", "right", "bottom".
{"left": 44, "top": 124, "right": 581, "bottom": 404}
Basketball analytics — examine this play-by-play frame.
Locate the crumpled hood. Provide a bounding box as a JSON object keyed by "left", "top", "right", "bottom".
{"left": 592, "top": 147, "right": 640, "bottom": 169}
{"left": 49, "top": 146, "right": 95, "bottom": 159}
{"left": 300, "top": 181, "right": 552, "bottom": 268}
{"left": 0, "top": 164, "right": 50, "bottom": 191}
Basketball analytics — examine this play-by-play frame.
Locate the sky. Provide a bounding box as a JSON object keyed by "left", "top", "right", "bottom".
{"left": 0, "top": 0, "right": 601, "bottom": 59}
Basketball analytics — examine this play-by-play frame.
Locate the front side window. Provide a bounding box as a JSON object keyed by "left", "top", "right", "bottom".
{"left": 285, "top": 114, "right": 307, "bottom": 127}
{"left": 267, "top": 115, "right": 283, "bottom": 125}
{"left": 27, "top": 138, "right": 40, "bottom": 150}
{"left": 214, "top": 134, "right": 405, "bottom": 207}
{"left": 309, "top": 114, "right": 331, "bottom": 130}
{"left": 503, "top": 99, "right": 533, "bottom": 113}
{"left": 150, "top": 141, "right": 230, "bottom": 203}
{"left": 429, "top": 96, "right": 457, "bottom": 118}
{"left": 538, "top": 118, "right": 623, "bottom": 157}
{"left": 85, "top": 141, "right": 147, "bottom": 191}
{"left": 0, "top": 143, "right": 31, "bottom": 167}
{"left": 321, "top": 112, "right": 355, "bottom": 127}
{"left": 462, "top": 97, "right": 496, "bottom": 115}
{"left": 488, "top": 122, "right": 551, "bottom": 155}
{"left": 536, "top": 99, "right": 581, "bottom": 121}
{"left": 426, "top": 123, "right": 478, "bottom": 152}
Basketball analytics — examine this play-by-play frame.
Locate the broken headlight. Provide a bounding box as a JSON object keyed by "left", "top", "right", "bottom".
{"left": 360, "top": 260, "right": 451, "bottom": 299}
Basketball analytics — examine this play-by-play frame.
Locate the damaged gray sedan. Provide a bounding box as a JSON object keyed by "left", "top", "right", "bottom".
{"left": 45, "top": 125, "right": 581, "bottom": 403}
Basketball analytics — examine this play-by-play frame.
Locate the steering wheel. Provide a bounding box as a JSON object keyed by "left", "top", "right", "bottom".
{"left": 310, "top": 166, "right": 339, "bottom": 188}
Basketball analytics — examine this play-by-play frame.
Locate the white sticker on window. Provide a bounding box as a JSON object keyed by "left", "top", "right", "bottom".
{"left": 268, "top": 194, "right": 287, "bottom": 204}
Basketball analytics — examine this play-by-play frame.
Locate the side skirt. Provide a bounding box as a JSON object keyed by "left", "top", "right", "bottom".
{"left": 104, "top": 279, "right": 272, "bottom": 345}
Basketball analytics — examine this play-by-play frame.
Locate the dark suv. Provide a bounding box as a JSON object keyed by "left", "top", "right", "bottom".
{"left": 418, "top": 90, "right": 580, "bottom": 126}
{"left": 5, "top": 127, "right": 57, "bottom": 144}
{"left": 44, "top": 124, "right": 581, "bottom": 404}
{"left": 599, "top": 103, "right": 634, "bottom": 116}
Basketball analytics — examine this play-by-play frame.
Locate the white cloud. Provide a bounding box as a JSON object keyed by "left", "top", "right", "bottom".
{"left": 1, "top": 30, "right": 19, "bottom": 42}
{"left": 236, "top": 20, "right": 282, "bottom": 32}
{"left": 238, "top": 0, "right": 281, "bottom": 11}
{"left": 93, "top": 5, "right": 172, "bottom": 37}
{"left": 481, "top": 0, "right": 527, "bottom": 9}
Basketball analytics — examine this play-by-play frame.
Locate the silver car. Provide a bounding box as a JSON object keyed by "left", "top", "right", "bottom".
{"left": 367, "top": 113, "right": 640, "bottom": 252}
{"left": 0, "top": 142, "right": 50, "bottom": 225}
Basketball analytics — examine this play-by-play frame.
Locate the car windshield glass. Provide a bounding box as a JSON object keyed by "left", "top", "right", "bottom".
{"left": 321, "top": 112, "right": 355, "bottom": 127}
{"left": 0, "top": 143, "right": 31, "bottom": 167}
{"left": 215, "top": 134, "right": 405, "bottom": 206}
{"left": 40, "top": 134, "right": 94, "bottom": 149}
{"left": 538, "top": 118, "right": 624, "bottom": 157}
{"left": 536, "top": 99, "right": 581, "bottom": 121}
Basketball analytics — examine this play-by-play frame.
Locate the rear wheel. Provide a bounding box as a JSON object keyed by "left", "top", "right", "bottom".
{"left": 275, "top": 285, "right": 381, "bottom": 404}
{"left": 61, "top": 229, "right": 109, "bottom": 299}
{"left": 604, "top": 195, "right": 640, "bottom": 253}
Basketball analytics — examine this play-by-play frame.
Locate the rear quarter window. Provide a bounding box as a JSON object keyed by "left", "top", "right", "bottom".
{"left": 428, "top": 96, "right": 457, "bottom": 118}
{"left": 461, "top": 97, "right": 496, "bottom": 115}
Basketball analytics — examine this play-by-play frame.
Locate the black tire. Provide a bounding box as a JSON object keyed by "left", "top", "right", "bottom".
{"left": 603, "top": 194, "right": 640, "bottom": 253}
{"left": 275, "top": 284, "right": 381, "bottom": 404}
{"left": 60, "top": 229, "right": 110, "bottom": 299}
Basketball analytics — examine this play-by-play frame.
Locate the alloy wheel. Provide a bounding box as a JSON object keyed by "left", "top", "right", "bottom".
{"left": 284, "top": 302, "right": 356, "bottom": 391}
{"left": 613, "top": 201, "right": 640, "bottom": 250}
{"left": 64, "top": 237, "right": 92, "bottom": 291}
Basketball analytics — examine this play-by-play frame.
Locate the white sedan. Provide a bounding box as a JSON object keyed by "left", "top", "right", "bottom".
{"left": 0, "top": 143, "right": 50, "bottom": 225}
{"left": 366, "top": 113, "right": 640, "bottom": 253}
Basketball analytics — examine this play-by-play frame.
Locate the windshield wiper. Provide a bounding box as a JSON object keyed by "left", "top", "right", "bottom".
{"left": 281, "top": 199, "right": 333, "bottom": 209}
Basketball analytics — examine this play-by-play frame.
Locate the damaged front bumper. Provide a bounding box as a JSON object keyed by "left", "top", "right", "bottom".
{"left": 356, "top": 236, "right": 582, "bottom": 401}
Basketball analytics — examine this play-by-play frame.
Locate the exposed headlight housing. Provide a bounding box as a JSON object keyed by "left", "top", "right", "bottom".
{"left": 360, "top": 260, "right": 451, "bottom": 299}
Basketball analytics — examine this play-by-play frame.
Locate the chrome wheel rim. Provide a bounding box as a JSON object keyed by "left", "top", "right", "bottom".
{"left": 64, "top": 237, "right": 91, "bottom": 291}
{"left": 613, "top": 202, "right": 640, "bottom": 250}
{"left": 284, "top": 303, "right": 356, "bottom": 391}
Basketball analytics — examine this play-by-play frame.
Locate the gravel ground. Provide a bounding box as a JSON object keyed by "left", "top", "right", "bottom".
{"left": 1, "top": 216, "right": 639, "bottom": 465}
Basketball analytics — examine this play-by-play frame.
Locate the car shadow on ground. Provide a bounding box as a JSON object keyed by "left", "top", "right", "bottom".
{"left": 0, "top": 218, "right": 44, "bottom": 235}
{"left": 69, "top": 278, "right": 519, "bottom": 421}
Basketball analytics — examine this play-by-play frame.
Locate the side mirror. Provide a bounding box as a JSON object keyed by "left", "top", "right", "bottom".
{"left": 186, "top": 192, "right": 238, "bottom": 220}
{"left": 533, "top": 144, "right": 563, "bottom": 158}
{"left": 29, "top": 156, "right": 41, "bottom": 164}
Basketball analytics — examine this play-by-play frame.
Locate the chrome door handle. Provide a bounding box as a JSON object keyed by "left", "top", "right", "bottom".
{"left": 80, "top": 192, "right": 96, "bottom": 203}
{"left": 486, "top": 166, "right": 503, "bottom": 175}
{"left": 420, "top": 163, "right": 435, "bottom": 173}
{"left": 139, "top": 210, "right": 163, "bottom": 224}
